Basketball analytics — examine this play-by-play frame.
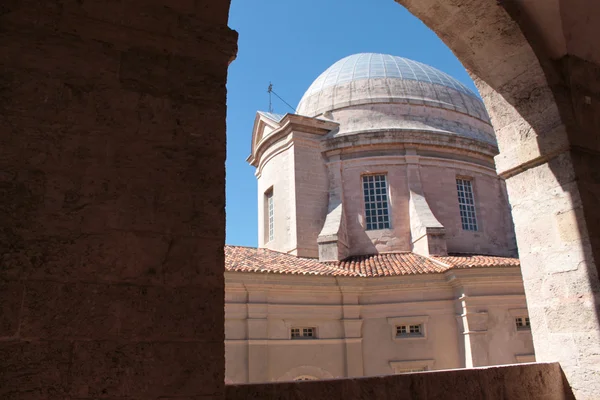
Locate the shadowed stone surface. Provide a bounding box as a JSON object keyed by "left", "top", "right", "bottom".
{"left": 226, "top": 363, "right": 574, "bottom": 400}
{"left": 1, "top": 0, "right": 600, "bottom": 398}
{"left": 0, "top": 1, "right": 236, "bottom": 399}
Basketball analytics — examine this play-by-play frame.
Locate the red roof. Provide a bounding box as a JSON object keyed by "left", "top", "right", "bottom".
{"left": 434, "top": 254, "right": 521, "bottom": 269}
{"left": 225, "top": 245, "right": 357, "bottom": 276}
{"left": 225, "top": 246, "right": 519, "bottom": 277}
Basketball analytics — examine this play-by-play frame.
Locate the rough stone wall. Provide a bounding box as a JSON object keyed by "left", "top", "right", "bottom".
{"left": 0, "top": 1, "right": 235, "bottom": 398}
{"left": 226, "top": 362, "right": 574, "bottom": 400}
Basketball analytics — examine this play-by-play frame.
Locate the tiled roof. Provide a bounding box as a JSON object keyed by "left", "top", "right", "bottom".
{"left": 225, "top": 245, "right": 357, "bottom": 276}
{"left": 224, "top": 246, "right": 520, "bottom": 278}
{"left": 334, "top": 252, "right": 447, "bottom": 276}
{"left": 434, "top": 254, "right": 521, "bottom": 269}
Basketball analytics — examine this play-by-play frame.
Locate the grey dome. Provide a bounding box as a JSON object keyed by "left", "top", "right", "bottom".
{"left": 296, "top": 53, "right": 490, "bottom": 123}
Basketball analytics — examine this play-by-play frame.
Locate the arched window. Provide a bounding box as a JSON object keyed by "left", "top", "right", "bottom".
{"left": 294, "top": 375, "right": 318, "bottom": 381}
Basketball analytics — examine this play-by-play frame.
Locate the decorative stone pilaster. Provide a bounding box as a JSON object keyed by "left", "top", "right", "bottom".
{"left": 340, "top": 291, "right": 364, "bottom": 377}
{"left": 406, "top": 151, "right": 448, "bottom": 256}
{"left": 456, "top": 296, "right": 490, "bottom": 368}
{"left": 247, "top": 291, "right": 269, "bottom": 383}
{"left": 318, "top": 154, "right": 349, "bottom": 261}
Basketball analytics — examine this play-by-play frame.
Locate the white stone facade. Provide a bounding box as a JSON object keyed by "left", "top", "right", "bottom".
{"left": 225, "top": 265, "right": 534, "bottom": 383}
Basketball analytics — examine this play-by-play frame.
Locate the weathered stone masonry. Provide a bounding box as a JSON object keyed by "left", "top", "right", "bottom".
{"left": 1, "top": 0, "right": 599, "bottom": 399}
{"left": 1, "top": 1, "right": 236, "bottom": 398}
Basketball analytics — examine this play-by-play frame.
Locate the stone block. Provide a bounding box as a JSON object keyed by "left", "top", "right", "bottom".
{"left": 225, "top": 363, "right": 571, "bottom": 400}
{"left": 0, "top": 341, "right": 72, "bottom": 399}
{"left": 70, "top": 341, "right": 224, "bottom": 398}
{"left": 1, "top": 231, "right": 169, "bottom": 284}
{"left": 162, "top": 236, "right": 225, "bottom": 286}
{"left": 119, "top": 47, "right": 227, "bottom": 104}
{"left": 118, "top": 284, "right": 224, "bottom": 342}
{"left": 19, "top": 281, "right": 121, "bottom": 340}
{"left": 0, "top": 282, "right": 23, "bottom": 338}
{"left": 0, "top": 30, "right": 121, "bottom": 83}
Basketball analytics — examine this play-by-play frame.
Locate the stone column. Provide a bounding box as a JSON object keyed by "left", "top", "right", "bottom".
{"left": 0, "top": 2, "right": 236, "bottom": 398}
{"left": 318, "top": 153, "right": 350, "bottom": 261}
{"left": 478, "top": 56, "right": 600, "bottom": 398}
{"left": 455, "top": 295, "right": 490, "bottom": 368}
{"left": 340, "top": 290, "right": 364, "bottom": 377}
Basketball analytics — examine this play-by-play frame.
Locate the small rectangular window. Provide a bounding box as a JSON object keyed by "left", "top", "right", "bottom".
{"left": 291, "top": 327, "right": 316, "bottom": 339}
{"left": 265, "top": 188, "right": 274, "bottom": 242}
{"left": 363, "top": 174, "right": 391, "bottom": 230}
{"left": 396, "top": 324, "right": 423, "bottom": 337}
{"left": 456, "top": 178, "right": 478, "bottom": 231}
{"left": 515, "top": 317, "right": 531, "bottom": 331}
{"left": 395, "top": 367, "right": 427, "bottom": 374}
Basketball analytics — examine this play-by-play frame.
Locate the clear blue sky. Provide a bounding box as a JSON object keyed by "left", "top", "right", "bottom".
{"left": 225, "top": 0, "right": 479, "bottom": 247}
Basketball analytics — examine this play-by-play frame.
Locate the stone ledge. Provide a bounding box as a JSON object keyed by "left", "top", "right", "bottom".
{"left": 225, "top": 362, "right": 574, "bottom": 400}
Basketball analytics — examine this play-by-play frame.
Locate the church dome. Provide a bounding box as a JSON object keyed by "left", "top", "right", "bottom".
{"left": 296, "top": 53, "right": 490, "bottom": 123}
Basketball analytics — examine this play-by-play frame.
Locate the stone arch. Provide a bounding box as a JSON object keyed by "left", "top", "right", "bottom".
{"left": 395, "top": 0, "right": 565, "bottom": 178}
{"left": 2, "top": 0, "right": 598, "bottom": 399}
{"left": 277, "top": 366, "right": 335, "bottom": 382}
{"left": 388, "top": 1, "right": 599, "bottom": 398}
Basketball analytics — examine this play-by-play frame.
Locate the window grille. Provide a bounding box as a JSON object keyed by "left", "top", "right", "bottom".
{"left": 363, "top": 174, "right": 390, "bottom": 230}
{"left": 515, "top": 317, "right": 531, "bottom": 330}
{"left": 266, "top": 189, "right": 274, "bottom": 242}
{"left": 456, "top": 178, "right": 478, "bottom": 231}
{"left": 291, "top": 327, "right": 316, "bottom": 339}
{"left": 396, "top": 324, "right": 423, "bottom": 337}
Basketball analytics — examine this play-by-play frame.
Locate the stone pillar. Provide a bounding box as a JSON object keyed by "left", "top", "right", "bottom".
{"left": 455, "top": 295, "right": 490, "bottom": 368}
{"left": 406, "top": 151, "right": 448, "bottom": 257}
{"left": 340, "top": 291, "right": 364, "bottom": 377}
{"left": 0, "top": 2, "right": 236, "bottom": 398}
{"left": 318, "top": 153, "right": 349, "bottom": 261}
{"left": 478, "top": 56, "right": 600, "bottom": 398}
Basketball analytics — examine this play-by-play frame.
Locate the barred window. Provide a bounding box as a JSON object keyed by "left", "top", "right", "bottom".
{"left": 363, "top": 174, "right": 391, "bottom": 230}
{"left": 456, "top": 178, "right": 478, "bottom": 231}
{"left": 265, "top": 188, "right": 274, "bottom": 242}
{"left": 515, "top": 317, "right": 531, "bottom": 331}
{"left": 291, "top": 327, "right": 316, "bottom": 339}
{"left": 396, "top": 324, "right": 423, "bottom": 337}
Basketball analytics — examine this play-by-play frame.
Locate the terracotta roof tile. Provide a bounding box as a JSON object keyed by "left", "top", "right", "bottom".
{"left": 224, "top": 246, "right": 520, "bottom": 277}
{"left": 434, "top": 254, "right": 520, "bottom": 269}
{"left": 332, "top": 252, "right": 447, "bottom": 276}
{"left": 224, "top": 245, "right": 357, "bottom": 276}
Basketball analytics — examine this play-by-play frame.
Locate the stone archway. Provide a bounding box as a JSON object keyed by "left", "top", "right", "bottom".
{"left": 390, "top": 1, "right": 600, "bottom": 398}
{"left": 1, "top": 0, "right": 598, "bottom": 399}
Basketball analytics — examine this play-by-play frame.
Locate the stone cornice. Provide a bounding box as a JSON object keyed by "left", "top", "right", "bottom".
{"left": 322, "top": 129, "right": 499, "bottom": 159}
{"left": 249, "top": 113, "right": 338, "bottom": 167}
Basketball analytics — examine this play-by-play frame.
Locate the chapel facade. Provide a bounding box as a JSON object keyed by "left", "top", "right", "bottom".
{"left": 224, "top": 53, "right": 534, "bottom": 383}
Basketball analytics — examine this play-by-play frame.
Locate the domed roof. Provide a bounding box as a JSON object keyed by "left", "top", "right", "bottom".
{"left": 296, "top": 53, "right": 490, "bottom": 122}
